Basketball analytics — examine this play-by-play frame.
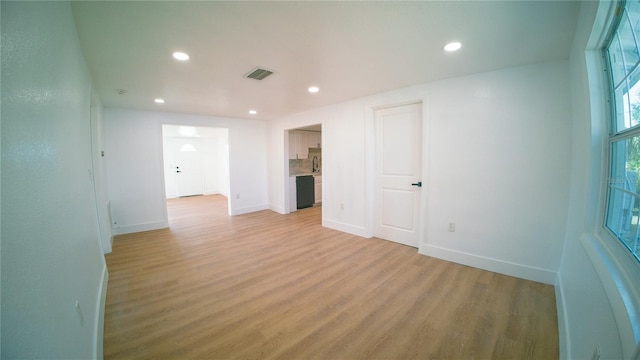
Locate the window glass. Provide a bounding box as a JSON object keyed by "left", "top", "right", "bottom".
{"left": 609, "top": 137, "right": 640, "bottom": 195}
{"left": 610, "top": 33, "right": 628, "bottom": 88}
{"left": 606, "top": 3, "right": 640, "bottom": 264}
{"left": 610, "top": 39, "right": 640, "bottom": 132}
{"left": 606, "top": 135, "right": 640, "bottom": 260}
{"left": 619, "top": 11, "right": 639, "bottom": 73}
{"left": 613, "top": 81, "right": 631, "bottom": 132}
{"left": 628, "top": 2, "right": 640, "bottom": 44}
{"left": 628, "top": 73, "right": 640, "bottom": 129}
{"left": 606, "top": 188, "right": 640, "bottom": 258}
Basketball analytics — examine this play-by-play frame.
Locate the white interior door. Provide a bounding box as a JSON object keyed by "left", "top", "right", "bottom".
{"left": 375, "top": 102, "right": 423, "bottom": 247}
{"left": 173, "top": 138, "right": 204, "bottom": 197}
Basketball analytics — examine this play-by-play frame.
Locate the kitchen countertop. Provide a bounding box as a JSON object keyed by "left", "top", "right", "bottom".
{"left": 291, "top": 172, "right": 322, "bottom": 177}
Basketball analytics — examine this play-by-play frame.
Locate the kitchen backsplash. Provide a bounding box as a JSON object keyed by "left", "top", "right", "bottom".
{"left": 290, "top": 148, "right": 322, "bottom": 175}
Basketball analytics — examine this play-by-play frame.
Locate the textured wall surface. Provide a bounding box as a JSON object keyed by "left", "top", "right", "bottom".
{"left": 1, "top": 2, "right": 106, "bottom": 358}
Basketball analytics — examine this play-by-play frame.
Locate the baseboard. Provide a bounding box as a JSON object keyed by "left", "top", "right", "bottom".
{"left": 554, "top": 275, "right": 570, "bottom": 360}
{"left": 230, "top": 203, "right": 269, "bottom": 216}
{"left": 269, "top": 204, "right": 286, "bottom": 215}
{"left": 418, "top": 244, "right": 557, "bottom": 285}
{"left": 94, "top": 266, "right": 108, "bottom": 360}
{"left": 112, "top": 220, "right": 168, "bottom": 235}
{"left": 323, "top": 218, "right": 370, "bottom": 238}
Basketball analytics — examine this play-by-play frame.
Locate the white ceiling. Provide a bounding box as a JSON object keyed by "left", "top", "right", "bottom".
{"left": 72, "top": 1, "right": 580, "bottom": 121}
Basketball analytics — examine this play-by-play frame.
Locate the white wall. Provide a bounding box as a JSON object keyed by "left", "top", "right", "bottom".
{"left": 1, "top": 2, "right": 107, "bottom": 358}
{"left": 269, "top": 61, "right": 572, "bottom": 284}
{"left": 217, "top": 130, "right": 230, "bottom": 198}
{"left": 421, "top": 62, "right": 571, "bottom": 283}
{"left": 104, "top": 108, "right": 268, "bottom": 234}
{"left": 201, "top": 137, "right": 220, "bottom": 195}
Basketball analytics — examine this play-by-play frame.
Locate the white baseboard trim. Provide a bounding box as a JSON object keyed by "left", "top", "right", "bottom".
{"left": 269, "top": 204, "right": 286, "bottom": 215}
{"left": 230, "top": 203, "right": 269, "bottom": 216}
{"left": 554, "top": 275, "right": 570, "bottom": 360}
{"left": 94, "top": 266, "right": 108, "bottom": 360}
{"left": 418, "top": 244, "right": 557, "bottom": 285}
{"left": 112, "top": 220, "right": 168, "bottom": 235}
{"left": 323, "top": 219, "right": 370, "bottom": 238}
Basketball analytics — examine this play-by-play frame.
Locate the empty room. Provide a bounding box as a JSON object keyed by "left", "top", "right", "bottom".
{"left": 2, "top": 1, "right": 640, "bottom": 359}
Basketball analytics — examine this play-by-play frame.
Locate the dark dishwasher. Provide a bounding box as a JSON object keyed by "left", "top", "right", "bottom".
{"left": 296, "top": 175, "right": 315, "bottom": 209}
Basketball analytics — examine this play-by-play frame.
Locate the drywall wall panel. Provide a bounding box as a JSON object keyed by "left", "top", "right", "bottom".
{"left": 1, "top": 2, "right": 107, "bottom": 358}
{"left": 421, "top": 61, "right": 571, "bottom": 282}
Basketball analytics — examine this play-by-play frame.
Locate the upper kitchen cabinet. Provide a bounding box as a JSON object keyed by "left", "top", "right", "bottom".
{"left": 289, "top": 130, "right": 321, "bottom": 159}
{"left": 308, "top": 131, "right": 321, "bottom": 149}
{"left": 288, "top": 131, "right": 299, "bottom": 160}
{"left": 289, "top": 131, "right": 306, "bottom": 159}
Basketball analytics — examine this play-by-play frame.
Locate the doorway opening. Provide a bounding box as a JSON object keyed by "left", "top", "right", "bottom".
{"left": 286, "top": 124, "right": 322, "bottom": 223}
{"left": 162, "top": 125, "right": 230, "bottom": 221}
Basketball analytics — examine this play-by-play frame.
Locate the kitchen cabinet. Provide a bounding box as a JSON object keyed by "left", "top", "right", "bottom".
{"left": 289, "top": 131, "right": 321, "bottom": 159}
{"left": 288, "top": 131, "right": 307, "bottom": 159}
{"left": 288, "top": 132, "right": 299, "bottom": 160}
{"left": 307, "top": 131, "right": 321, "bottom": 149}
{"left": 314, "top": 175, "right": 322, "bottom": 204}
{"left": 298, "top": 132, "right": 309, "bottom": 159}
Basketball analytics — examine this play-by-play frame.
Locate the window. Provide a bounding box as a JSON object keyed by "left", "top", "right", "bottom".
{"left": 605, "top": 2, "right": 640, "bottom": 263}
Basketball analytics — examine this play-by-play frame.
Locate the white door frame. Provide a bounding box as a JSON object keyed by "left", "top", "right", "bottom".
{"left": 365, "top": 97, "right": 429, "bottom": 249}
{"left": 89, "top": 94, "right": 113, "bottom": 254}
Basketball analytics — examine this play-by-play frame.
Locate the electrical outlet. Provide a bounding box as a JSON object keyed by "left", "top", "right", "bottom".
{"left": 448, "top": 222, "right": 456, "bottom": 232}
{"left": 340, "top": 203, "right": 344, "bottom": 210}
{"left": 236, "top": 194, "right": 240, "bottom": 199}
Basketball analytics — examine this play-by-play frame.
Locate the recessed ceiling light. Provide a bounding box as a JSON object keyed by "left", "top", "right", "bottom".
{"left": 443, "top": 42, "right": 462, "bottom": 52}
{"left": 154, "top": 98, "right": 165, "bottom": 104}
{"left": 308, "top": 86, "right": 320, "bottom": 93}
{"left": 172, "top": 51, "right": 190, "bottom": 61}
{"left": 249, "top": 110, "right": 257, "bottom": 115}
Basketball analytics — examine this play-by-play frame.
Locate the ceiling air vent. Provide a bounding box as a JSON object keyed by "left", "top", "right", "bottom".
{"left": 245, "top": 67, "right": 274, "bottom": 80}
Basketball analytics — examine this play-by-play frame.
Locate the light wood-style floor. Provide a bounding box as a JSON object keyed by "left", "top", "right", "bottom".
{"left": 104, "top": 195, "right": 558, "bottom": 359}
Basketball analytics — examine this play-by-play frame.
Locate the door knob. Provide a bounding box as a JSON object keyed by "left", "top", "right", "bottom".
{"left": 411, "top": 181, "right": 422, "bottom": 187}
